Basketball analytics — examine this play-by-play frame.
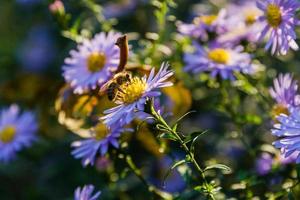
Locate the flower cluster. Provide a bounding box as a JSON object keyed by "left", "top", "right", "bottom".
{"left": 179, "top": 0, "right": 300, "bottom": 81}
{"left": 43, "top": 0, "right": 300, "bottom": 198}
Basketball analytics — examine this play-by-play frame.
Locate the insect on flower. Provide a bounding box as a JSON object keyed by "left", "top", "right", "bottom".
{"left": 100, "top": 35, "right": 133, "bottom": 101}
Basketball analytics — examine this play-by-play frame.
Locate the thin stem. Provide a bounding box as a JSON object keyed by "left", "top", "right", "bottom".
{"left": 149, "top": 104, "right": 214, "bottom": 199}
{"left": 124, "top": 154, "right": 173, "bottom": 200}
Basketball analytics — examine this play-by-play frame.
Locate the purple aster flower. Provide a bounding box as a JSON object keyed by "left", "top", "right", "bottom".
{"left": 74, "top": 185, "right": 101, "bottom": 200}
{"left": 269, "top": 73, "right": 299, "bottom": 117}
{"left": 177, "top": 9, "right": 226, "bottom": 41}
{"left": 255, "top": 153, "right": 273, "bottom": 175}
{"left": 71, "top": 123, "right": 130, "bottom": 166}
{"left": 272, "top": 106, "right": 300, "bottom": 163}
{"left": 63, "top": 31, "right": 121, "bottom": 94}
{"left": 101, "top": 62, "right": 173, "bottom": 127}
{"left": 0, "top": 105, "right": 37, "bottom": 163}
{"left": 184, "top": 43, "right": 258, "bottom": 80}
{"left": 256, "top": 0, "right": 300, "bottom": 55}
{"left": 217, "top": 2, "right": 264, "bottom": 45}
{"left": 270, "top": 73, "right": 298, "bottom": 106}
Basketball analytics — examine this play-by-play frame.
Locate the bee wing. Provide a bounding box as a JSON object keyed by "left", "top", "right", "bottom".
{"left": 100, "top": 81, "right": 111, "bottom": 93}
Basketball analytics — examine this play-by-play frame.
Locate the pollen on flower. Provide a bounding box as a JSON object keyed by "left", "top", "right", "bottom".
{"left": 266, "top": 4, "right": 282, "bottom": 27}
{"left": 94, "top": 123, "right": 110, "bottom": 141}
{"left": 208, "top": 48, "right": 230, "bottom": 64}
{"left": 194, "top": 15, "right": 217, "bottom": 25}
{"left": 0, "top": 126, "right": 16, "bottom": 143}
{"left": 87, "top": 52, "right": 106, "bottom": 72}
{"left": 271, "top": 104, "right": 289, "bottom": 119}
{"left": 115, "top": 77, "right": 147, "bottom": 104}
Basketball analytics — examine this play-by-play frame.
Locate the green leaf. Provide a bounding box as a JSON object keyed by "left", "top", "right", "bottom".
{"left": 174, "top": 110, "right": 196, "bottom": 125}
{"left": 184, "top": 130, "right": 208, "bottom": 144}
{"left": 204, "top": 164, "right": 232, "bottom": 174}
{"left": 155, "top": 124, "right": 169, "bottom": 132}
{"left": 190, "top": 131, "right": 208, "bottom": 154}
{"left": 158, "top": 133, "right": 178, "bottom": 141}
{"left": 172, "top": 123, "right": 178, "bottom": 132}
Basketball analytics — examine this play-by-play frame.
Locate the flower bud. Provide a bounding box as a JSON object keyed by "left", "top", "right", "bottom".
{"left": 49, "top": 0, "right": 65, "bottom": 15}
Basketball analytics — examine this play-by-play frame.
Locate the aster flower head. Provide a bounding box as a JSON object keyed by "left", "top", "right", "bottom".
{"left": 256, "top": 0, "right": 300, "bottom": 55}
{"left": 217, "top": 1, "right": 264, "bottom": 45}
{"left": 101, "top": 62, "right": 173, "bottom": 127}
{"left": 72, "top": 123, "right": 130, "bottom": 166}
{"left": 272, "top": 106, "right": 300, "bottom": 163}
{"left": 74, "top": 185, "right": 101, "bottom": 200}
{"left": 269, "top": 73, "right": 299, "bottom": 117}
{"left": 184, "top": 43, "right": 257, "bottom": 80}
{"left": 0, "top": 105, "right": 37, "bottom": 163}
{"left": 63, "top": 31, "right": 121, "bottom": 94}
{"left": 177, "top": 9, "right": 226, "bottom": 41}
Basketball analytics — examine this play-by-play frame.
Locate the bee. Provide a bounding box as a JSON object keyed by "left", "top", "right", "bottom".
{"left": 100, "top": 71, "right": 132, "bottom": 101}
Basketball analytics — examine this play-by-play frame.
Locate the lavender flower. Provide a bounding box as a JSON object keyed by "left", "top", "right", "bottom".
{"left": 74, "top": 185, "right": 101, "bottom": 200}
{"left": 184, "top": 43, "right": 257, "bottom": 80}
{"left": 255, "top": 153, "right": 273, "bottom": 175}
{"left": 269, "top": 73, "right": 299, "bottom": 117}
{"left": 177, "top": 9, "right": 226, "bottom": 41}
{"left": 0, "top": 105, "right": 37, "bottom": 163}
{"left": 270, "top": 73, "right": 298, "bottom": 106}
{"left": 217, "top": 1, "right": 263, "bottom": 45}
{"left": 63, "top": 31, "right": 121, "bottom": 94}
{"left": 256, "top": 0, "right": 300, "bottom": 55}
{"left": 101, "top": 62, "right": 173, "bottom": 127}
{"left": 71, "top": 123, "right": 129, "bottom": 166}
{"left": 272, "top": 106, "right": 300, "bottom": 163}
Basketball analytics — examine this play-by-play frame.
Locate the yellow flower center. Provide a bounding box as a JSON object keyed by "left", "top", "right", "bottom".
{"left": 207, "top": 48, "right": 230, "bottom": 64}
{"left": 271, "top": 104, "right": 289, "bottom": 120}
{"left": 94, "top": 123, "right": 110, "bottom": 141}
{"left": 266, "top": 4, "right": 282, "bottom": 28}
{"left": 245, "top": 13, "right": 256, "bottom": 25}
{"left": 86, "top": 52, "right": 106, "bottom": 72}
{"left": 115, "top": 77, "right": 147, "bottom": 104}
{"left": 0, "top": 126, "right": 16, "bottom": 143}
{"left": 194, "top": 15, "right": 217, "bottom": 26}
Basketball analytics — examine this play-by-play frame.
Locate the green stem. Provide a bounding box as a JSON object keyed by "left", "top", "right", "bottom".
{"left": 149, "top": 103, "right": 214, "bottom": 199}
{"left": 125, "top": 154, "right": 173, "bottom": 200}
